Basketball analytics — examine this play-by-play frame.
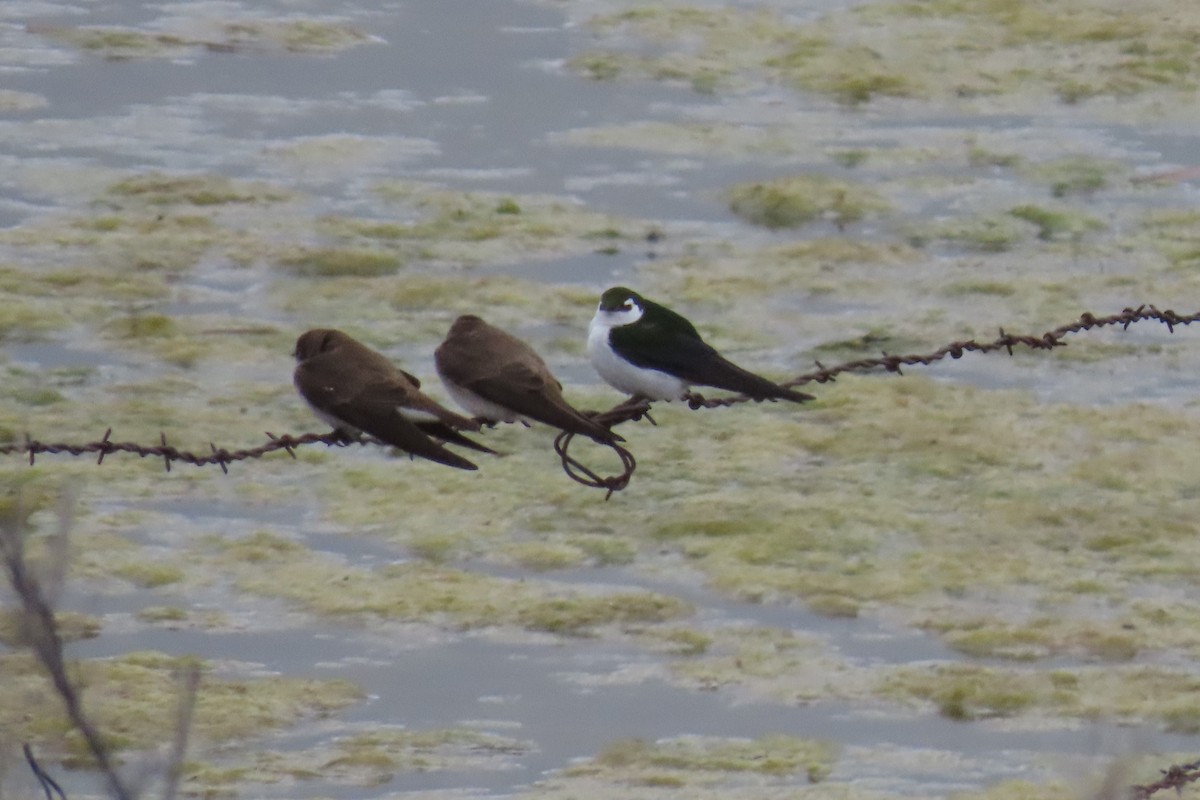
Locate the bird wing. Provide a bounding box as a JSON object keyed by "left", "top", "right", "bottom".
{"left": 611, "top": 317, "right": 812, "bottom": 403}
{"left": 414, "top": 421, "right": 498, "bottom": 454}
{"left": 468, "top": 362, "right": 623, "bottom": 442}
{"left": 296, "top": 357, "right": 477, "bottom": 469}
{"left": 438, "top": 325, "right": 622, "bottom": 442}
{"left": 326, "top": 389, "right": 479, "bottom": 470}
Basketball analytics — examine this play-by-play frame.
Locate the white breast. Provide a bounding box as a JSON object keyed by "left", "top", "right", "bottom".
{"left": 587, "top": 313, "right": 687, "bottom": 401}
{"left": 440, "top": 379, "right": 524, "bottom": 424}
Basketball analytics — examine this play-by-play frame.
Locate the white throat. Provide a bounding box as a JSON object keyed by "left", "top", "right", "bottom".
{"left": 587, "top": 302, "right": 687, "bottom": 401}
{"left": 589, "top": 302, "right": 643, "bottom": 334}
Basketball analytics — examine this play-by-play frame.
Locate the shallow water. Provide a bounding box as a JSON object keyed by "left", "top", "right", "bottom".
{"left": 3, "top": 0, "right": 1200, "bottom": 798}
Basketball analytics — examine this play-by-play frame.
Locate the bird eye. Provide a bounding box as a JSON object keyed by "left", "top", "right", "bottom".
{"left": 622, "top": 301, "right": 633, "bottom": 311}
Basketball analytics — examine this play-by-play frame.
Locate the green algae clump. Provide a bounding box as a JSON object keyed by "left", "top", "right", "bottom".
{"left": 572, "top": 1, "right": 1200, "bottom": 109}
{"left": 277, "top": 247, "right": 403, "bottom": 277}
{"left": 0, "top": 650, "right": 363, "bottom": 757}
{"left": 570, "top": 733, "right": 839, "bottom": 785}
{"left": 106, "top": 173, "right": 290, "bottom": 207}
{"left": 37, "top": 19, "right": 372, "bottom": 60}
{"left": 727, "top": 176, "right": 888, "bottom": 230}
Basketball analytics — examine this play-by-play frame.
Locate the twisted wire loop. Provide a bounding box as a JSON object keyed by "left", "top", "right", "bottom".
{"left": 0, "top": 306, "right": 1195, "bottom": 493}
{"left": 555, "top": 304, "right": 1200, "bottom": 490}
{"left": 552, "top": 431, "right": 636, "bottom": 500}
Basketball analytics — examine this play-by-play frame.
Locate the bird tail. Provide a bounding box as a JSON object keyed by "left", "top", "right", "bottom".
{"left": 416, "top": 422, "right": 498, "bottom": 455}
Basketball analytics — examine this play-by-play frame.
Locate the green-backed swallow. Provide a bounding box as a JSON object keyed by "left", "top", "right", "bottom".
{"left": 435, "top": 315, "right": 622, "bottom": 444}
{"left": 293, "top": 328, "right": 495, "bottom": 470}
{"left": 587, "top": 287, "right": 814, "bottom": 403}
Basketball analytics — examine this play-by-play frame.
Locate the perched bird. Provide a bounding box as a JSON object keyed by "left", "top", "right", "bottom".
{"left": 292, "top": 328, "right": 494, "bottom": 471}
{"left": 587, "top": 287, "right": 814, "bottom": 403}
{"left": 435, "top": 315, "right": 622, "bottom": 444}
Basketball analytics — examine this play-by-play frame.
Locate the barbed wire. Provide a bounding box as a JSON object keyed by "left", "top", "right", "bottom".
{"left": 0, "top": 305, "right": 1195, "bottom": 494}
{"left": 0, "top": 431, "right": 362, "bottom": 472}
{"left": 1131, "top": 757, "right": 1200, "bottom": 798}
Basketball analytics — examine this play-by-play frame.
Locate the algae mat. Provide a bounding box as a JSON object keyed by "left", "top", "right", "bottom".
{"left": 1, "top": 0, "right": 1199, "bottom": 798}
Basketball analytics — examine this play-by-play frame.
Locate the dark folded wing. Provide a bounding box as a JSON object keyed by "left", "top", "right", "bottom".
{"left": 610, "top": 322, "right": 812, "bottom": 403}
{"left": 463, "top": 362, "right": 623, "bottom": 443}
{"left": 329, "top": 393, "right": 478, "bottom": 470}
{"left": 415, "top": 421, "right": 497, "bottom": 454}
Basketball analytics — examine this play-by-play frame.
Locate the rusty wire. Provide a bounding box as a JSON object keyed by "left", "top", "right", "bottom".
{"left": 0, "top": 430, "right": 367, "bottom": 472}
{"left": 0, "top": 305, "right": 1195, "bottom": 491}
{"left": 1130, "top": 757, "right": 1200, "bottom": 799}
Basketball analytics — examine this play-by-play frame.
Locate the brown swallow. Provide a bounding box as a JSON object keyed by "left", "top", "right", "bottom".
{"left": 293, "top": 328, "right": 495, "bottom": 470}
{"left": 434, "top": 315, "right": 622, "bottom": 444}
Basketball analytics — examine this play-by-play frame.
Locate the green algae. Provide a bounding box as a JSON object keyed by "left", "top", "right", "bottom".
{"left": 0, "top": 649, "right": 363, "bottom": 756}
{"left": 561, "top": 374, "right": 1200, "bottom": 679}
{"left": 502, "top": 540, "right": 590, "bottom": 571}
{"left": 111, "top": 560, "right": 184, "bottom": 588}
{"left": 931, "top": 617, "right": 1139, "bottom": 662}
{"left": 0, "top": 609, "right": 101, "bottom": 646}
{"left": 572, "top": 1, "right": 1200, "bottom": 109}
{"left": 256, "top": 20, "right": 372, "bottom": 53}
{"left": 1007, "top": 205, "right": 1105, "bottom": 241}
{"left": 949, "top": 780, "right": 1075, "bottom": 800}
{"left": 567, "top": 733, "right": 839, "bottom": 785}
{"left": 554, "top": 121, "right": 805, "bottom": 158}
{"left": 36, "top": 26, "right": 190, "bottom": 59}
{"left": 659, "top": 238, "right": 918, "bottom": 324}
{"left": 518, "top": 592, "right": 689, "bottom": 636}
{"left": 919, "top": 214, "right": 1029, "bottom": 253}
{"left": 727, "top": 176, "right": 889, "bottom": 230}
{"left": 1022, "top": 155, "right": 1121, "bottom": 197}
{"left": 878, "top": 662, "right": 1200, "bottom": 730}
{"left": 2, "top": 15, "right": 1199, "bottom": 795}
{"left": 5, "top": 386, "right": 66, "bottom": 406}
{"left": 136, "top": 606, "right": 189, "bottom": 623}
{"left": 637, "top": 627, "right": 712, "bottom": 656}
{"left": 106, "top": 173, "right": 290, "bottom": 207}
{"left": 670, "top": 625, "right": 890, "bottom": 712}
{"left": 967, "top": 146, "right": 1022, "bottom": 169}
{"left": 387, "top": 274, "right": 594, "bottom": 323}
{"left": 37, "top": 19, "right": 371, "bottom": 60}
{"left": 201, "top": 530, "right": 692, "bottom": 635}
{"left": 310, "top": 183, "right": 642, "bottom": 268}
{"left": 310, "top": 728, "right": 527, "bottom": 781}
{"left": 182, "top": 727, "right": 530, "bottom": 795}
{"left": 276, "top": 246, "right": 403, "bottom": 277}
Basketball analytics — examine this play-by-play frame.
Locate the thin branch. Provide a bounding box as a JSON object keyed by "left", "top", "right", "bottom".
{"left": 160, "top": 665, "right": 200, "bottom": 800}
{"left": 0, "top": 499, "right": 133, "bottom": 800}
{"left": 23, "top": 744, "right": 67, "bottom": 800}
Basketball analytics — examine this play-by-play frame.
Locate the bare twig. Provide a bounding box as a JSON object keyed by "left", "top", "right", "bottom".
{"left": 161, "top": 665, "right": 200, "bottom": 800}
{"left": 23, "top": 743, "right": 67, "bottom": 800}
{"left": 0, "top": 497, "right": 133, "bottom": 800}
